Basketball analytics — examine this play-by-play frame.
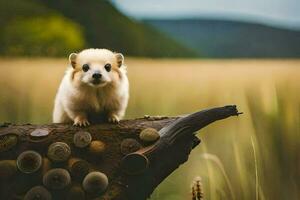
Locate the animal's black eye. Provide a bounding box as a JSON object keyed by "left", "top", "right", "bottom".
{"left": 104, "top": 63, "right": 111, "bottom": 72}
{"left": 82, "top": 64, "right": 89, "bottom": 72}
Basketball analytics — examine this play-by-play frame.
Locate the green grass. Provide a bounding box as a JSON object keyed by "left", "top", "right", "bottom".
{"left": 0, "top": 58, "right": 299, "bottom": 199}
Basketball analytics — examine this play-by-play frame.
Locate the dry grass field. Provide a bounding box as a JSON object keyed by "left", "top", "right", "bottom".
{"left": 0, "top": 58, "right": 300, "bottom": 200}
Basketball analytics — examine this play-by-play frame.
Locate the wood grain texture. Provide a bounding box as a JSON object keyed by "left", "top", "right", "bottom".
{"left": 0, "top": 105, "right": 240, "bottom": 200}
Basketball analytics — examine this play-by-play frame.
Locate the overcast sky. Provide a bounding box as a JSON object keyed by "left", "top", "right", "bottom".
{"left": 111, "top": 0, "right": 300, "bottom": 29}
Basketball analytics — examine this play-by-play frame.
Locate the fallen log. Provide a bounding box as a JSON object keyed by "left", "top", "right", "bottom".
{"left": 0, "top": 105, "right": 241, "bottom": 200}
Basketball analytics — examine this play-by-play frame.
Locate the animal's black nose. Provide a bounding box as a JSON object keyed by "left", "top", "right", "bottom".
{"left": 92, "top": 73, "right": 102, "bottom": 79}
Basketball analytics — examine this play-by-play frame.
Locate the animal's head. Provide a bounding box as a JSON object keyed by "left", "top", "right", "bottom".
{"left": 69, "top": 48, "right": 124, "bottom": 88}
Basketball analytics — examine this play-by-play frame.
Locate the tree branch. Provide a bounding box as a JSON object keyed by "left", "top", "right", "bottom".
{"left": 0, "top": 105, "right": 241, "bottom": 200}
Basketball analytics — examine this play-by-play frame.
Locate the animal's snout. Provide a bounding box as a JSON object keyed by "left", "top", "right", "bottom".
{"left": 92, "top": 73, "right": 102, "bottom": 79}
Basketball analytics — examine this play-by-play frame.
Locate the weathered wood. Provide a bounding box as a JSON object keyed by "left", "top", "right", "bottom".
{"left": 0, "top": 105, "right": 240, "bottom": 200}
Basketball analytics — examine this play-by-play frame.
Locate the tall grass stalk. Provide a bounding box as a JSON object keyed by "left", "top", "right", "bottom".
{"left": 191, "top": 176, "right": 204, "bottom": 200}
{"left": 251, "top": 136, "right": 259, "bottom": 200}
{"left": 201, "top": 153, "right": 236, "bottom": 200}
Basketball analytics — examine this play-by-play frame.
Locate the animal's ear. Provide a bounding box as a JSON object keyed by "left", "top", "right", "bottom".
{"left": 69, "top": 53, "right": 77, "bottom": 68}
{"left": 115, "top": 53, "right": 124, "bottom": 67}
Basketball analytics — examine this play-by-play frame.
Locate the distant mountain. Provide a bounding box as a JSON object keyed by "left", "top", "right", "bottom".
{"left": 145, "top": 19, "right": 300, "bottom": 58}
{"left": 33, "top": 0, "right": 196, "bottom": 57}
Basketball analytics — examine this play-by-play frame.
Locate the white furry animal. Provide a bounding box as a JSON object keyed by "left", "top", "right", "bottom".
{"left": 53, "top": 48, "right": 129, "bottom": 126}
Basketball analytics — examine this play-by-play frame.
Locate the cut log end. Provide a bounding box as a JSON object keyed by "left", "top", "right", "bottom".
{"left": 121, "top": 153, "right": 149, "bottom": 175}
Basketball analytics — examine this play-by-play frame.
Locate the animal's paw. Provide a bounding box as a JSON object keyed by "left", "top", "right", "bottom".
{"left": 73, "top": 116, "right": 90, "bottom": 127}
{"left": 108, "top": 114, "right": 120, "bottom": 123}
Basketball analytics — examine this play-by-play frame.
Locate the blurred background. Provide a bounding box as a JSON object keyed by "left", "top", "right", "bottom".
{"left": 0, "top": 0, "right": 299, "bottom": 199}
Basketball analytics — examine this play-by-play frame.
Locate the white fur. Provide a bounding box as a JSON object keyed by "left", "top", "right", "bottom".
{"left": 53, "top": 48, "right": 129, "bottom": 126}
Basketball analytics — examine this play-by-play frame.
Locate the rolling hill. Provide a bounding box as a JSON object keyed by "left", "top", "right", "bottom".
{"left": 33, "top": 0, "right": 196, "bottom": 57}
{"left": 145, "top": 19, "right": 300, "bottom": 58}
{"left": 0, "top": 0, "right": 195, "bottom": 57}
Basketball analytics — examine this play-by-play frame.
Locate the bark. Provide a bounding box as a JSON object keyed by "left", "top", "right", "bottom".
{"left": 0, "top": 105, "right": 241, "bottom": 200}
